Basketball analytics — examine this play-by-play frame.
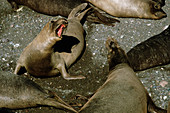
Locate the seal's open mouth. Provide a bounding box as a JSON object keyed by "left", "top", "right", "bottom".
{"left": 56, "top": 24, "right": 67, "bottom": 37}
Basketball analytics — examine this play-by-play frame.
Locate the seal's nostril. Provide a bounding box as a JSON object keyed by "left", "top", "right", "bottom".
{"left": 155, "top": 11, "right": 167, "bottom": 18}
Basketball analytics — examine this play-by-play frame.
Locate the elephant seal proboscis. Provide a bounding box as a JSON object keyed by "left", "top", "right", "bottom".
{"left": 14, "top": 3, "right": 90, "bottom": 80}
{"left": 7, "top": 0, "right": 119, "bottom": 26}
{"left": 79, "top": 38, "right": 167, "bottom": 113}
{"left": 84, "top": 0, "right": 167, "bottom": 19}
{"left": 127, "top": 25, "right": 170, "bottom": 71}
{"left": 0, "top": 71, "right": 77, "bottom": 113}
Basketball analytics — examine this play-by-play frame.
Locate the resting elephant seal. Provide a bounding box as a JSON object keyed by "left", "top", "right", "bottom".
{"left": 7, "top": 0, "right": 81, "bottom": 16}
{"left": 0, "top": 71, "right": 77, "bottom": 113}
{"left": 85, "top": 0, "right": 167, "bottom": 19}
{"left": 7, "top": 0, "right": 119, "bottom": 26}
{"left": 14, "top": 3, "right": 90, "bottom": 80}
{"left": 79, "top": 38, "right": 167, "bottom": 113}
{"left": 127, "top": 25, "right": 170, "bottom": 71}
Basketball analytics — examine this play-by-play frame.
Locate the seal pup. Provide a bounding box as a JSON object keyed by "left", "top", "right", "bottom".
{"left": 14, "top": 3, "right": 90, "bottom": 80}
{"left": 84, "top": 0, "right": 167, "bottom": 19}
{"left": 127, "top": 25, "right": 170, "bottom": 71}
{"left": 79, "top": 38, "right": 167, "bottom": 113}
{"left": 7, "top": 0, "right": 119, "bottom": 26}
{"left": 0, "top": 71, "right": 77, "bottom": 113}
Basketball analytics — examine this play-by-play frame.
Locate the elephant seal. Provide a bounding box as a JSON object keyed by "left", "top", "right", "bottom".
{"left": 168, "top": 102, "right": 170, "bottom": 113}
{"left": 79, "top": 38, "right": 167, "bottom": 113}
{"left": 84, "top": 0, "right": 167, "bottom": 19}
{"left": 7, "top": 0, "right": 119, "bottom": 26}
{"left": 127, "top": 25, "right": 170, "bottom": 71}
{"left": 0, "top": 71, "right": 77, "bottom": 113}
{"left": 7, "top": 0, "right": 81, "bottom": 16}
{"left": 14, "top": 3, "right": 90, "bottom": 80}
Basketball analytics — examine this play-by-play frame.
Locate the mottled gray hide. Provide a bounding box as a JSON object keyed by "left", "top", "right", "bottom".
{"left": 127, "top": 25, "right": 170, "bottom": 71}
{"left": 0, "top": 71, "right": 77, "bottom": 112}
{"left": 79, "top": 38, "right": 167, "bottom": 113}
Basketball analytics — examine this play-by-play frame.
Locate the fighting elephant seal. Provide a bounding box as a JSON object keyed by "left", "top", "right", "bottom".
{"left": 14, "top": 3, "right": 90, "bottom": 80}
{"left": 79, "top": 38, "right": 166, "bottom": 113}
{"left": 0, "top": 71, "right": 77, "bottom": 113}
{"left": 127, "top": 25, "right": 170, "bottom": 71}
{"left": 85, "top": 0, "right": 167, "bottom": 19}
{"left": 7, "top": 0, "right": 119, "bottom": 26}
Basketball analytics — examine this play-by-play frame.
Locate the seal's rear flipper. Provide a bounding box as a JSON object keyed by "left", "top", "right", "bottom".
{"left": 55, "top": 58, "right": 85, "bottom": 80}
{"left": 105, "top": 38, "right": 130, "bottom": 70}
{"left": 37, "top": 90, "right": 77, "bottom": 113}
{"left": 86, "top": 7, "right": 120, "bottom": 26}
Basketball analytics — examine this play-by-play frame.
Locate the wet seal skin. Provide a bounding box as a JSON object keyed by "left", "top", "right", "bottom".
{"left": 7, "top": 0, "right": 119, "bottom": 26}
{"left": 127, "top": 25, "right": 170, "bottom": 71}
{"left": 84, "top": 0, "right": 167, "bottom": 19}
{"left": 168, "top": 102, "right": 170, "bottom": 113}
{"left": 79, "top": 38, "right": 167, "bottom": 113}
{"left": 14, "top": 3, "right": 90, "bottom": 80}
{"left": 0, "top": 71, "right": 77, "bottom": 113}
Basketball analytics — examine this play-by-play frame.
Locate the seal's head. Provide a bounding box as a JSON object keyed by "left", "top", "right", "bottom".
{"left": 48, "top": 18, "right": 68, "bottom": 39}
{"left": 148, "top": 0, "right": 167, "bottom": 19}
{"left": 39, "top": 18, "right": 68, "bottom": 43}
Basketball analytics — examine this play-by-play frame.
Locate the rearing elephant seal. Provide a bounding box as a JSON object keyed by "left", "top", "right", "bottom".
{"left": 14, "top": 3, "right": 90, "bottom": 80}
{"left": 127, "top": 25, "right": 170, "bottom": 71}
{"left": 85, "top": 0, "right": 167, "bottom": 19}
{"left": 0, "top": 71, "right": 77, "bottom": 113}
{"left": 79, "top": 38, "right": 167, "bottom": 113}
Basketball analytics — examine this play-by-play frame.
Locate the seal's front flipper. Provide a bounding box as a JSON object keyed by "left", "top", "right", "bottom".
{"left": 105, "top": 38, "right": 130, "bottom": 70}
{"left": 56, "top": 59, "right": 85, "bottom": 80}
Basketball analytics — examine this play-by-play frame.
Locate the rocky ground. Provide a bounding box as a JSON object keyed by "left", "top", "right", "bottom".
{"left": 0, "top": 0, "right": 169, "bottom": 113}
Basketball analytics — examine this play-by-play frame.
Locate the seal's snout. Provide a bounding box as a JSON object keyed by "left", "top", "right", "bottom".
{"left": 50, "top": 18, "right": 68, "bottom": 38}
{"left": 154, "top": 10, "right": 167, "bottom": 19}
{"left": 151, "top": 1, "right": 167, "bottom": 19}
{"left": 56, "top": 24, "right": 67, "bottom": 37}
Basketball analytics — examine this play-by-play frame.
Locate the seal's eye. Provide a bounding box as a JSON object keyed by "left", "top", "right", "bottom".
{"left": 154, "top": 3, "right": 161, "bottom": 9}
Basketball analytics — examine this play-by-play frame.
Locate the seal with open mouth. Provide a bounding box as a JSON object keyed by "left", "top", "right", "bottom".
{"left": 79, "top": 38, "right": 167, "bottom": 113}
{"left": 84, "top": 0, "right": 167, "bottom": 19}
{"left": 127, "top": 25, "right": 170, "bottom": 71}
{"left": 0, "top": 71, "right": 77, "bottom": 113}
{"left": 14, "top": 3, "right": 90, "bottom": 80}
